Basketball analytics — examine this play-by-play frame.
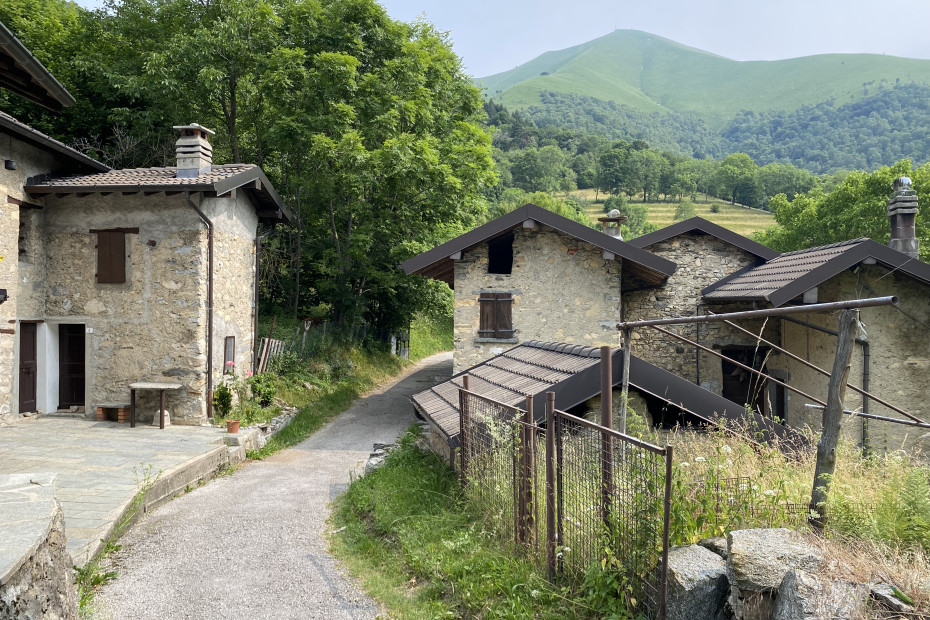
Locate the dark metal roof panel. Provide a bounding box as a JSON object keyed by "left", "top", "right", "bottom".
{"left": 0, "top": 20, "right": 74, "bottom": 110}
{"left": 628, "top": 216, "right": 781, "bottom": 260}
{"left": 399, "top": 203, "right": 677, "bottom": 286}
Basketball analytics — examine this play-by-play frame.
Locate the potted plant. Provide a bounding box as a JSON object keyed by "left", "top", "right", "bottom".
{"left": 213, "top": 380, "right": 238, "bottom": 433}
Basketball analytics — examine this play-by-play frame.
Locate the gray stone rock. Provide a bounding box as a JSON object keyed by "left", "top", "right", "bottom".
{"left": 775, "top": 570, "right": 868, "bottom": 620}
{"left": 666, "top": 545, "right": 729, "bottom": 620}
{"left": 699, "top": 537, "right": 729, "bottom": 559}
{"left": 869, "top": 582, "right": 915, "bottom": 614}
{"left": 727, "top": 529, "right": 823, "bottom": 620}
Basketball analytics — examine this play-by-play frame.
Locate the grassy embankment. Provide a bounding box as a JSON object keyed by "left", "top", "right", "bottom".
{"left": 246, "top": 313, "right": 451, "bottom": 458}
{"left": 564, "top": 188, "right": 775, "bottom": 238}
{"left": 332, "top": 419, "right": 930, "bottom": 618}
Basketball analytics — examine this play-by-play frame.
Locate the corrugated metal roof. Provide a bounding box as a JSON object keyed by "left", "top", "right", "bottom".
{"left": 702, "top": 238, "right": 930, "bottom": 307}
{"left": 412, "top": 341, "right": 603, "bottom": 440}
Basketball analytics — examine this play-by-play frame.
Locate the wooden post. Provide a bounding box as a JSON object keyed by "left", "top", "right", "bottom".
{"left": 459, "top": 375, "right": 470, "bottom": 482}
{"left": 545, "top": 391, "right": 557, "bottom": 581}
{"left": 518, "top": 394, "right": 535, "bottom": 547}
{"left": 600, "top": 346, "right": 614, "bottom": 530}
{"left": 809, "top": 309, "right": 858, "bottom": 531}
{"left": 618, "top": 327, "right": 633, "bottom": 436}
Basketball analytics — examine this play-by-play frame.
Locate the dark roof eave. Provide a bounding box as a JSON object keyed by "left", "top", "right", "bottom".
{"left": 0, "top": 21, "right": 75, "bottom": 110}
{"left": 629, "top": 216, "right": 781, "bottom": 260}
{"left": 0, "top": 114, "right": 109, "bottom": 173}
{"left": 400, "top": 203, "right": 676, "bottom": 283}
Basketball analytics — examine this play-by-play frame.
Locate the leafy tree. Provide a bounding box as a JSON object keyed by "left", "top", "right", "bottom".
{"left": 755, "top": 159, "right": 930, "bottom": 261}
{"left": 714, "top": 153, "right": 760, "bottom": 206}
{"left": 673, "top": 200, "right": 697, "bottom": 221}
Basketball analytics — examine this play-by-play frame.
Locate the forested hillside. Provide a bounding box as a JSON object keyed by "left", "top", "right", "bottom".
{"left": 480, "top": 30, "right": 930, "bottom": 173}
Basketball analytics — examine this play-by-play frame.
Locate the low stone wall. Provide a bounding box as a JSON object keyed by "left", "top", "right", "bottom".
{"left": 0, "top": 474, "right": 77, "bottom": 620}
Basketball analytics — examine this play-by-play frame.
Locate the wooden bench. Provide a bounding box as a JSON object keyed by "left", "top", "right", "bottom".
{"left": 96, "top": 403, "right": 131, "bottom": 423}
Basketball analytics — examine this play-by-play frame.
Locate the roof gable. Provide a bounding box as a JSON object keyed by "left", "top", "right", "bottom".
{"left": 628, "top": 216, "right": 780, "bottom": 261}
{"left": 703, "top": 238, "right": 930, "bottom": 306}
{"left": 400, "top": 203, "right": 676, "bottom": 287}
{"left": 0, "top": 21, "right": 74, "bottom": 110}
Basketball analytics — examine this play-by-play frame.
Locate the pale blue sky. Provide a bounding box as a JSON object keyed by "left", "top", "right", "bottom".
{"left": 73, "top": 0, "right": 930, "bottom": 78}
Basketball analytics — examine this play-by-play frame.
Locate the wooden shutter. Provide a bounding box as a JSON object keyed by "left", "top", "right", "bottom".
{"left": 97, "top": 231, "right": 126, "bottom": 284}
{"left": 478, "top": 293, "right": 513, "bottom": 339}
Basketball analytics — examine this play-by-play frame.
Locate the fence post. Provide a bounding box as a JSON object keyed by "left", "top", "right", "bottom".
{"left": 518, "top": 394, "right": 535, "bottom": 549}
{"left": 619, "top": 327, "right": 633, "bottom": 436}
{"left": 660, "top": 444, "right": 673, "bottom": 620}
{"left": 459, "top": 375, "right": 470, "bottom": 483}
{"left": 545, "top": 391, "right": 557, "bottom": 581}
{"left": 600, "top": 346, "right": 614, "bottom": 531}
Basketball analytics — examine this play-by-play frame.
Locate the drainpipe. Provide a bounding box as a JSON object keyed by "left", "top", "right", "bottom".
{"left": 695, "top": 303, "right": 702, "bottom": 386}
{"left": 253, "top": 227, "right": 273, "bottom": 371}
{"left": 185, "top": 191, "right": 214, "bottom": 418}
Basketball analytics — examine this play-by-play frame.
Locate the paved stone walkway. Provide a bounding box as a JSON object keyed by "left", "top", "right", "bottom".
{"left": 0, "top": 417, "right": 228, "bottom": 566}
{"left": 95, "top": 352, "right": 452, "bottom": 620}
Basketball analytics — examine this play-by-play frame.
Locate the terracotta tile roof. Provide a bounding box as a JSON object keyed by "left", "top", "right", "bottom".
{"left": 702, "top": 238, "right": 930, "bottom": 306}
{"left": 0, "top": 111, "right": 108, "bottom": 172}
{"left": 24, "top": 162, "right": 293, "bottom": 225}
{"left": 412, "top": 341, "right": 605, "bottom": 441}
{"left": 25, "top": 163, "right": 258, "bottom": 190}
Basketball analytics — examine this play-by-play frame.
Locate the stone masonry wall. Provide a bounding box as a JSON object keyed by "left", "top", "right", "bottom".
{"left": 0, "top": 138, "right": 56, "bottom": 424}
{"left": 453, "top": 224, "right": 623, "bottom": 373}
{"left": 206, "top": 192, "right": 258, "bottom": 382}
{"left": 624, "top": 233, "right": 770, "bottom": 395}
{"left": 41, "top": 193, "right": 209, "bottom": 422}
{"left": 767, "top": 267, "right": 930, "bottom": 453}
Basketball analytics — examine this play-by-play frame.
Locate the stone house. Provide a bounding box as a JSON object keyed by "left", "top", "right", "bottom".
{"left": 0, "top": 24, "right": 290, "bottom": 425}
{"left": 404, "top": 193, "right": 930, "bottom": 454}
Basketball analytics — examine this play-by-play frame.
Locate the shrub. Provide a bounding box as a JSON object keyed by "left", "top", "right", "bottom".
{"left": 673, "top": 199, "right": 697, "bottom": 221}
{"left": 709, "top": 203, "right": 721, "bottom": 213}
{"left": 248, "top": 372, "right": 277, "bottom": 407}
{"left": 213, "top": 382, "right": 232, "bottom": 418}
{"left": 269, "top": 350, "right": 306, "bottom": 379}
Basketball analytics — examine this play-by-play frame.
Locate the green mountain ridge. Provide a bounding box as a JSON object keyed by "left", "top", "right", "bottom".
{"left": 478, "top": 30, "right": 930, "bottom": 130}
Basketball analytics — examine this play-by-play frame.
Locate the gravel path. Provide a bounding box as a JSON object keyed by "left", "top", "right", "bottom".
{"left": 95, "top": 352, "right": 452, "bottom": 620}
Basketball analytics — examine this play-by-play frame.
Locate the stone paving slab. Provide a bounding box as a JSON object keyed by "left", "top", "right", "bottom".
{"left": 0, "top": 417, "right": 229, "bottom": 566}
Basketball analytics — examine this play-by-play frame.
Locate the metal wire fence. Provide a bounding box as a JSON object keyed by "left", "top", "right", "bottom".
{"left": 460, "top": 388, "right": 672, "bottom": 619}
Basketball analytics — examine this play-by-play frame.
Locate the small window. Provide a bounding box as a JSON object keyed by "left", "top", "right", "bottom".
{"left": 96, "top": 231, "right": 126, "bottom": 284}
{"left": 478, "top": 292, "right": 514, "bottom": 340}
{"left": 488, "top": 232, "right": 514, "bottom": 274}
{"left": 224, "top": 336, "right": 236, "bottom": 373}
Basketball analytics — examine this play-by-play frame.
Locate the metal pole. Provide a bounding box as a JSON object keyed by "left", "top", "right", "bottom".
{"left": 545, "top": 391, "right": 556, "bottom": 581}
{"left": 660, "top": 444, "right": 673, "bottom": 620}
{"left": 652, "top": 325, "right": 827, "bottom": 407}
{"left": 722, "top": 317, "right": 920, "bottom": 424}
{"left": 616, "top": 296, "right": 897, "bottom": 330}
{"left": 459, "top": 375, "right": 470, "bottom": 482}
{"left": 803, "top": 403, "right": 930, "bottom": 430}
{"left": 600, "top": 346, "right": 614, "bottom": 532}
{"left": 619, "top": 329, "right": 632, "bottom": 436}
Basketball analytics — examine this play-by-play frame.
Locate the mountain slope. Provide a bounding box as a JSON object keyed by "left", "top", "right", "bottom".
{"left": 479, "top": 30, "right": 930, "bottom": 130}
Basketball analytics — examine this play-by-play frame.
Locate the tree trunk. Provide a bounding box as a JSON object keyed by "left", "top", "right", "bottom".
{"left": 809, "top": 309, "right": 859, "bottom": 531}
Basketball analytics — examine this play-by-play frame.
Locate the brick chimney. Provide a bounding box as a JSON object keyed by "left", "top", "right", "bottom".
{"left": 887, "top": 176, "right": 919, "bottom": 259}
{"left": 173, "top": 123, "right": 215, "bottom": 178}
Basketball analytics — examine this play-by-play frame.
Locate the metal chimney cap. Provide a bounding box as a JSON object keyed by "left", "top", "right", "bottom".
{"left": 172, "top": 123, "right": 215, "bottom": 136}
{"left": 893, "top": 176, "right": 912, "bottom": 192}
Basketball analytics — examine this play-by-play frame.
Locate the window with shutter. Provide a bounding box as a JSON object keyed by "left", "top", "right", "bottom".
{"left": 477, "top": 292, "right": 514, "bottom": 340}
{"left": 96, "top": 231, "right": 126, "bottom": 284}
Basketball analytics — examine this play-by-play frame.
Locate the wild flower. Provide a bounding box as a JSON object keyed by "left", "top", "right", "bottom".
{"left": 694, "top": 456, "right": 707, "bottom": 463}
{"left": 680, "top": 462, "right": 691, "bottom": 468}
{"left": 763, "top": 489, "right": 777, "bottom": 497}
{"left": 720, "top": 445, "right": 732, "bottom": 454}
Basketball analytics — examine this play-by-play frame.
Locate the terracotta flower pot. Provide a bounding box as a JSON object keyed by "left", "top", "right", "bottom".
{"left": 226, "top": 419, "right": 241, "bottom": 434}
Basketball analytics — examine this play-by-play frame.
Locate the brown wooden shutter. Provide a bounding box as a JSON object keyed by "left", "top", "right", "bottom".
{"left": 478, "top": 293, "right": 513, "bottom": 339}
{"left": 97, "top": 231, "right": 126, "bottom": 284}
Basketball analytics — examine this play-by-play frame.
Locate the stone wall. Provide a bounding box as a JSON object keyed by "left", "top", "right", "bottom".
{"left": 452, "top": 223, "right": 623, "bottom": 373}
{"left": 767, "top": 267, "right": 930, "bottom": 453}
{"left": 0, "top": 474, "right": 77, "bottom": 620}
{"left": 206, "top": 192, "right": 258, "bottom": 381}
{"left": 0, "top": 138, "right": 56, "bottom": 424}
{"left": 624, "top": 233, "right": 771, "bottom": 397}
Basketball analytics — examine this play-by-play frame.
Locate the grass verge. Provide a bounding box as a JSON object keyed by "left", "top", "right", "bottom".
{"left": 330, "top": 428, "right": 591, "bottom": 619}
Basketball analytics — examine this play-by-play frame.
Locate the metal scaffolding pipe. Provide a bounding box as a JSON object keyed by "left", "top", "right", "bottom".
{"left": 615, "top": 296, "right": 897, "bottom": 330}
{"left": 804, "top": 404, "right": 930, "bottom": 430}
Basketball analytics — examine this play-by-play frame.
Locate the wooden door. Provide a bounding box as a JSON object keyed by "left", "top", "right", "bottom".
{"left": 59, "top": 324, "right": 85, "bottom": 409}
{"left": 18, "top": 323, "right": 37, "bottom": 412}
